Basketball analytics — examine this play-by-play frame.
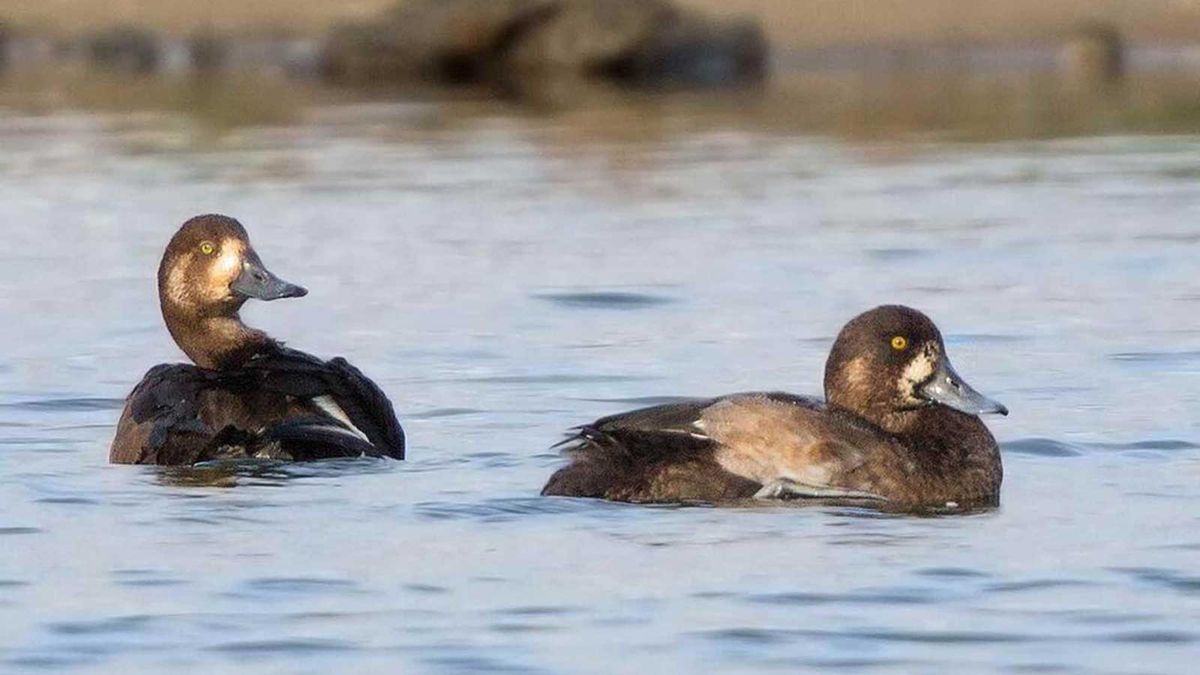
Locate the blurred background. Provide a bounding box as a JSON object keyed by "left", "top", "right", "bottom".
{"left": 1, "top": 2, "right": 1199, "bottom": 674}
{"left": 3, "top": 0, "right": 1200, "bottom": 134}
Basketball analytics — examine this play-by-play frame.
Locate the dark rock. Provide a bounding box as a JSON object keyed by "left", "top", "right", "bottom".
{"left": 0, "top": 23, "right": 9, "bottom": 73}
{"left": 390, "top": 0, "right": 557, "bottom": 81}
{"left": 320, "top": 20, "right": 418, "bottom": 82}
{"left": 613, "top": 14, "right": 768, "bottom": 86}
{"left": 322, "top": 0, "right": 556, "bottom": 84}
{"left": 502, "top": 0, "right": 679, "bottom": 74}
{"left": 188, "top": 32, "right": 227, "bottom": 73}
{"left": 320, "top": 0, "right": 769, "bottom": 90}
{"left": 87, "top": 26, "right": 161, "bottom": 74}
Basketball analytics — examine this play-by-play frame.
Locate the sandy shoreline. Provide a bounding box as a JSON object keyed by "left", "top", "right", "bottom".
{"left": 3, "top": 0, "right": 1200, "bottom": 48}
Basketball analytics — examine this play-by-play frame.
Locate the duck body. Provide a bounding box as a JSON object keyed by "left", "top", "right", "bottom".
{"left": 109, "top": 214, "right": 404, "bottom": 465}
{"left": 543, "top": 306, "right": 1006, "bottom": 509}
{"left": 111, "top": 346, "right": 405, "bottom": 464}
{"left": 542, "top": 392, "right": 1000, "bottom": 508}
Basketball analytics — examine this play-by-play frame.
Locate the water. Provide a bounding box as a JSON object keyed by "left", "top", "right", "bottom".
{"left": 0, "top": 99, "right": 1198, "bottom": 674}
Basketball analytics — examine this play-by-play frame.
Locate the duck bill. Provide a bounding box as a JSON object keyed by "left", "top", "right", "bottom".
{"left": 230, "top": 251, "right": 308, "bottom": 301}
{"left": 918, "top": 358, "right": 1008, "bottom": 416}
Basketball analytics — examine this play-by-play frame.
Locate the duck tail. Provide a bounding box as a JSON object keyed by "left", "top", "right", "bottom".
{"left": 540, "top": 427, "right": 632, "bottom": 497}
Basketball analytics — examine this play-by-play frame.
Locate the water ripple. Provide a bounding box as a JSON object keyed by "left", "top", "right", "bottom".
{"left": 408, "top": 408, "right": 486, "bottom": 419}
{"left": 48, "top": 615, "right": 154, "bottom": 636}
{"left": 1083, "top": 439, "right": 1200, "bottom": 452}
{"left": 866, "top": 247, "right": 929, "bottom": 261}
{"left": 414, "top": 497, "right": 614, "bottom": 522}
{"left": 1, "top": 397, "right": 125, "bottom": 412}
{"left": 984, "top": 579, "right": 1099, "bottom": 593}
{"left": 1105, "top": 630, "right": 1197, "bottom": 644}
{"left": 111, "top": 571, "right": 187, "bottom": 588}
{"left": 420, "top": 653, "right": 545, "bottom": 674}
{"left": 915, "top": 567, "right": 992, "bottom": 579}
{"left": 748, "top": 588, "right": 941, "bottom": 606}
{"left": 225, "top": 577, "right": 364, "bottom": 601}
{"left": 1113, "top": 567, "right": 1200, "bottom": 594}
{"left": 453, "top": 374, "right": 655, "bottom": 385}
{"left": 1002, "top": 438, "right": 1085, "bottom": 457}
{"left": 209, "top": 639, "right": 358, "bottom": 655}
{"left": 35, "top": 496, "right": 100, "bottom": 506}
{"left": 699, "top": 627, "right": 1045, "bottom": 645}
{"left": 1109, "top": 351, "right": 1200, "bottom": 367}
{"left": 534, "top": 291, "right": 677, "bottom": 309}
{"left": 572, "top": 395, "right": 697, "bottom": 406}
{"left": 944, "top": 333, "right": 1030, "bottom": 345}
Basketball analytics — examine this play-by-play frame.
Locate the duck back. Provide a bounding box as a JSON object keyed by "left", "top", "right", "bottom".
{"left": 110, "top": 346, "right": 404, "bottom": 465}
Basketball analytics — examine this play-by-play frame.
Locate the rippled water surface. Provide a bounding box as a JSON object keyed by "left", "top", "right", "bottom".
{"left": 0, "top": 100, "right": 1198, "bottom": 674}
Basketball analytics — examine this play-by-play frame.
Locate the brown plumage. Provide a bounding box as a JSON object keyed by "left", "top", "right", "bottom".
{"left": 110, "top": 214, "right": 404, "bottom": 465}
{"left": 542, "top": 305, "right": 1007, "bottom": 510}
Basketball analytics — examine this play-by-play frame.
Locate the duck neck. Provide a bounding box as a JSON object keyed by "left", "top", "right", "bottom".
{"left": 892, "top": 406, "right": 1003, "bottom": 501}
{"left": 162, "top": 304, "right": 276, "bottom": 370}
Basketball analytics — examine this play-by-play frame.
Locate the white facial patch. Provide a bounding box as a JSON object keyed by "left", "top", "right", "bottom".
{"left": 899, "top": 342, "right": 940, "bottom": 401}
{"left": 212, "top": 239, "right": 244, "bottom": 282}
{"left": 166, "top": 254, "right": 193, "bottom": 306}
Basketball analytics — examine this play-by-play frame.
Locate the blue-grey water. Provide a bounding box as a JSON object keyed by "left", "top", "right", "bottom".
{"left": 0, "top": 102, "right": 1198, "bottom": 674}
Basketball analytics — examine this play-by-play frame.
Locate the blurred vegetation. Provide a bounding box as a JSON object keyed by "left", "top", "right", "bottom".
{"left": 5, "top": 65, "right": 1200, "bottom": 143}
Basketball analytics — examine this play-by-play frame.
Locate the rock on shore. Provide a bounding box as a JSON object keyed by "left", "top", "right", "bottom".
{"left": 320, "top": 0, "right": 768, "bottom": 88}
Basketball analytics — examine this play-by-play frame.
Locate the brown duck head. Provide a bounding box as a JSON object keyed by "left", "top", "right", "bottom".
{"left": 823, "top": 305, "right": 1007, "bottom": 434}
{"left": 157, "top": 214, "right": 306, "bottom": 370}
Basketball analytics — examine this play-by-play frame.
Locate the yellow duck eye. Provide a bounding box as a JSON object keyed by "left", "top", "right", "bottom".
{"left": 199, "top": 241, "right": 216, "bottom": 255}
{"left": 891, "top": 336, "right": 908, "bottom": 351}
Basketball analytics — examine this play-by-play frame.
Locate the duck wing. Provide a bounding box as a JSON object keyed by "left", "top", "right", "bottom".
{"left": 541, "top": 394, "right": 794, "bottom": 502}
{"left": 110, "top": 363, "right": 226, "bottom": 465}
{"left": 109, "top": 349, "right": 404, "bottom": 465}
{"left": 243, "top": 348, "right": 405, "bottom": 460}
{"left": 542, "top": 392, "right": 885, "bottom": 503}
{"left": 697, "top": 394, "right": 887, "bottom": 501}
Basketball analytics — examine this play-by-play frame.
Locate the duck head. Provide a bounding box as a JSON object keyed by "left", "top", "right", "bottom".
{"left": 824, "top": 305, "right": 1007, "bottom": 433}
{"left": 157, "top": 214, "right": 306, "bottom": 369}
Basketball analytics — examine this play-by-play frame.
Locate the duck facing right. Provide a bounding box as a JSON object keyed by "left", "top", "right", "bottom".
{"left": 542, "top": 305, "right": 1008, "bottom": 511}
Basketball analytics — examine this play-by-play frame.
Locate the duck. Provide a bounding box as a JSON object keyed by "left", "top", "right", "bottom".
{"left": 109, "top": 214, "right": 405, "bottom": 465}
{"left": 541, "top": 305, "right": 1007, "bottom": 509}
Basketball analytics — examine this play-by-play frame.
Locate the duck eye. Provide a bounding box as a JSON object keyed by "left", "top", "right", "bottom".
{"left": 199, "top": 241, "right": 216, "bottom": 255}
{"left": 890, "top": 336, "right": 908, "bottom": 351}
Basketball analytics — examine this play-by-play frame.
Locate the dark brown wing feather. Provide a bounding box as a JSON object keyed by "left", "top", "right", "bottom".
{"left": 110, "top": 348, "right": 404, "bottom": 465}
{"left": 542, "top": 393, "right": 819, "bottom": 503}
{"left": 244, "top": 348, "right": 406, "bottom": 458}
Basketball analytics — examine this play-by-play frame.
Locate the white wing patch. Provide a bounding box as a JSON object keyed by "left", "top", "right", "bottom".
{"left": 313, "top": 395, "right": 370, "bottom": 443}
{"left": 754, "top": 478, "right": 888, "bottom": 501}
